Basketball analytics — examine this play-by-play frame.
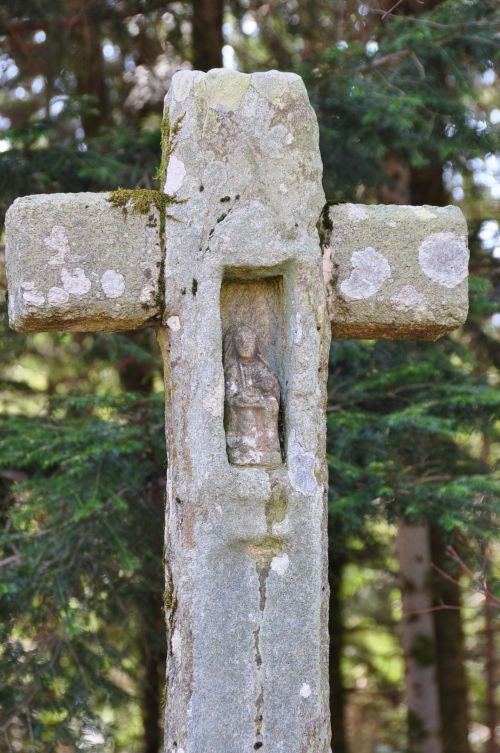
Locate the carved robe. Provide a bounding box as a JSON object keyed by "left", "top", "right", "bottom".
{"left": 224, "top": 356, "right": 282, "bottom": 467}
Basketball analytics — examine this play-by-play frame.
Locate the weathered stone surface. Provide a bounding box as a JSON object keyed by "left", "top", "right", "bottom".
{"left": 5, "top": 193, "right": 162, "bottom": 332}
{"left": 159, "top": 68, "right": 331, "bottom": 753}
{"left": 323, "top": 203, "right": 469, "bottom": 340}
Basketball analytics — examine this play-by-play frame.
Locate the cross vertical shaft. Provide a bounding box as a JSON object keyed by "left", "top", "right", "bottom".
{"left": 158, "top": 69, "right": 331, "bottom": 753}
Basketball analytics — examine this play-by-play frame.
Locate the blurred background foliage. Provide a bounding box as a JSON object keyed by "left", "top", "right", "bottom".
{"left": 0, "top": 1, "right": 498, "bottom": 752}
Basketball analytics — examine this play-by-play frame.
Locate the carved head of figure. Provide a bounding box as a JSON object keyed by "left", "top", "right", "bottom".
{"left": 224, "top": 323, "right": 262, "bottom": 364}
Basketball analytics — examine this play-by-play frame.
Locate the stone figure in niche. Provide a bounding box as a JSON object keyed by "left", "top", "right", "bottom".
{"left": 223, "top": 323, "right": 282, "bottom": 467}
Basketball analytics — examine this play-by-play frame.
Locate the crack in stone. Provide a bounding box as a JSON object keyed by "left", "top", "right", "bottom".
{"left": 254, "top": 626, "right": 264, "bottom": 750}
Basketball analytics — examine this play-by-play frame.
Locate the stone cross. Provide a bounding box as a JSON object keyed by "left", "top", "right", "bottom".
{"left": 5, "top": 69, "right": 469, "bottom": 753}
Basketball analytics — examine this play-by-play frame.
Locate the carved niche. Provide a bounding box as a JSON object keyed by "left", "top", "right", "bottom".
{"left": 223, "top": 323, "right": 282, "bottom": 467}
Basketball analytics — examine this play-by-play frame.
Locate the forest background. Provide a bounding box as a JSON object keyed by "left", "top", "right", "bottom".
{"left": 0, "top": 1, "right": 498, "bottom": 752}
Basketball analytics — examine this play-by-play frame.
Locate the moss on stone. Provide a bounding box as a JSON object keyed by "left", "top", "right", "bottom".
{"left": 317, "top": 201, "right": 334, "bottom": 251}
{"left": 107, "top": 111, "right": 187, "bottom": 323}
{"left": 245, "top": 535, "right": 284, "bottom": 569}
{"left": 107, "top": 187, "right": 172, "bottom": 217}
{"left": 266, "top": 487, "right": 287, "bottom": 526}
{"left": 156, "top": 111, "right": 185, "bottom": 191}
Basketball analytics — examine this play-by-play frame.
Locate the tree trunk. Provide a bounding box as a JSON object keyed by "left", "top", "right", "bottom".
{"left": 429, "top": 528, "right": 471, "bottom": 753}
{"left": 329, "top": 550, "right": 349, "bottom": 753}
{"left": 191, "top": 0, "right": 224, "bottom": 71}
{"left": 397, "top": 523, "right": 443, "bottom": 753}
{"left": 68, "top": 0, "right": 109, "bottom": 137}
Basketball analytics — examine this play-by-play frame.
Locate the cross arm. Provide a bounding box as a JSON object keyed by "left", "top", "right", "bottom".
{"left": 5, "top": 192, "right": 162, "bottom": 332}
{"left": 322, "top": 203, "right": 469, "bottom": 341}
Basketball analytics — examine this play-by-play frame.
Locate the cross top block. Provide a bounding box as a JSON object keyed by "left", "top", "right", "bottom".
{"left": 5, "top": 68, "right": 468, "bottom": 341}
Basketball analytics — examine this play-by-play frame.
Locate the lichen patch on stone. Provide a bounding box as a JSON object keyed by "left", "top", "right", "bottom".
{"left": 203, "top": 69, "right": 250, "bottom": 111}
{"left": 164, "top": 155, "right": 186, "bottom": 195}
{"left": 418, "top": 232, "right": 468, "bottom": 288}
{"left": 413, "top": 207, "right": 437, "bottom": 220}
{"left": 288, "top": 431, "right": 317, "bottom": 495}
{"left": 390, "top": 285, "right": 431, "bottom": 317}
{"left": 44, "top": 224, "right": 70, "bottom": 266}
{"left": 21, "top": 282, "right": 45, "bottom": 306}
{"left": 300, "top": 683, "right": 312, "bottom": 699}
{"left": 61, "top": 267, "right": 91, "bottom": 296}
{"left": 101, "top": 269, "right": 125, "bottom": 298}
{"left": 48, "top": 286, "right": 70, "bottom": 306}
{"left": 166, "top": 315, "right": 181, "bottom": 331}
{"left": 340, "top": 247, "right": 391, "bottom": 300}
{"left": 271, "top": 553, "right": 289, "bottom": 576}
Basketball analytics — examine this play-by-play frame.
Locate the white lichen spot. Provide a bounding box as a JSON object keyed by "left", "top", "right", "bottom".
{"left": 164, "top": 155, "right": 186, "bottom": 195}
{"left": 140, "top": 282, "right": 156, "bottom": 304}
{"left": 101, "top": 269, "right": 125, "bottom": 299}
{"left": 345, "top": 204, "right": 368, "bottom": 222}
{"left": 418, "top": 232, "right": 468, "bottom": 288}
{"left": 48, "top": 287, "right": 70, "bottom": 306}
{"left": 21, "top": 281, "right": 34, "bottom": 290}
{"left": 322, "top": 246, "right": 334, "bottom": 289}
{"left": 340, "top": 247, "right": 391, "bottom": 300}
{"left": 171, "top": 629, "right": 182, "bottom": 660}
{"left": 288, "top": 430, "right": 317, "bottom": 495}
{"left": 285, "top": 131, "right": 294, "bottom": 145}
{"left": 271, "top": 553, "right": 289, "bottom": 576}
{"left": 279, "top": 183, "right": 288, "bottom": 194}
{"left": 390, "top": 285, "right": 432, "bottom": 318}
{"left": 61, "top": 267, "right": 91, "bottom": 296}
{"left": 44, "top": 224, "right": 70, "bottom": 265}
{"left": 22, "top": 289, "right": 45, "bottom": 306}
{"left": 166, "top": 315, "right": 181, "bottom": 332}
{"left": 293, "top": 313, "right": 303, "bottom": 345}
{"left": 300, "top": 683, "right": 312, "bottom": 699}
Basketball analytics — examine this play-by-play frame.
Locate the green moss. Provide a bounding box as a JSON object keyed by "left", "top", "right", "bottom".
{"left": 245, "top": 535, "right": 284, "bottom": 568}
{"left": 317, "top": 201, "right": 334, "bottom": 251}
{"left": 107, "top": 187, "right": 173, "bottom": 218}
{"left": 156, "top": 111, "right": 185, "bottom": 191}
{"left": 107, "top": 111, "right": 187, "bottom": 323}
{"left": 266, "top": 487, "right": 287, "bottom": 526}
